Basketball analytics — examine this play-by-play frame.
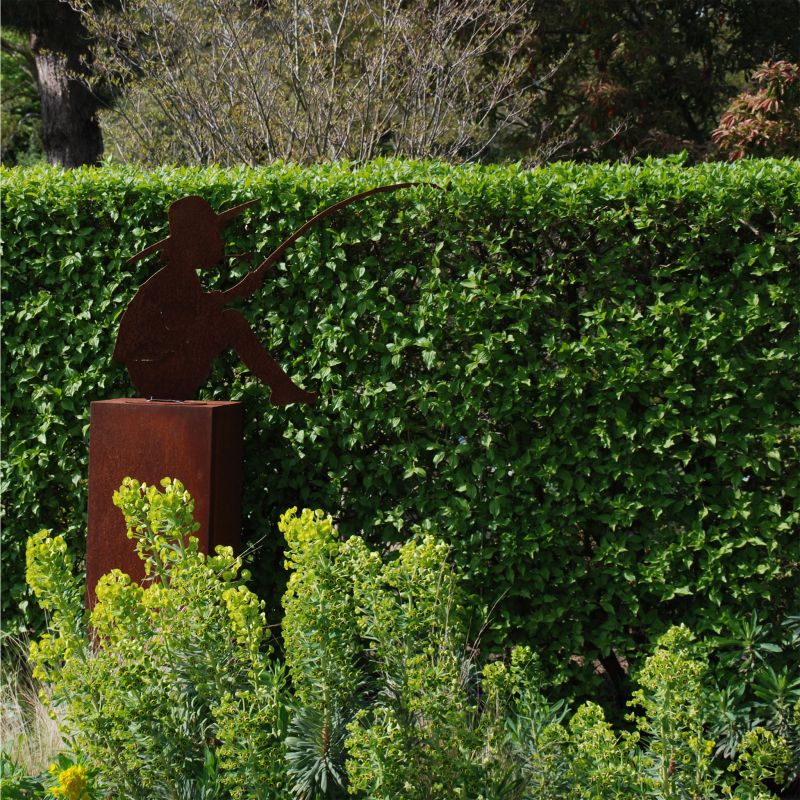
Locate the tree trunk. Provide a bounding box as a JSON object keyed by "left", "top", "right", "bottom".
{"left": 10, "top": 0, "right": 104, "bottom": 166}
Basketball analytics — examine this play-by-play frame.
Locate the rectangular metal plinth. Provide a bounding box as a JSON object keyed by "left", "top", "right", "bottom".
{"left": 87, "top": 399, "right": 243, "bottom": 604}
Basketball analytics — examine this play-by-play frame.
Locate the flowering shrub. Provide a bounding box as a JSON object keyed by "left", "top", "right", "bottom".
{"left": 49, "top": 765, "right": 87, "bottom": 800}
{"left": 27, "top": 478, "right": 288, "bottom": 799}
{"left": 713, "top": 61, "right": 800, "bottom": 158}
{"left": 46, "top": 756, "right": 99, "bottom": 800}
{"left": 24, "top": 479, "right": 797, "bottom": 798}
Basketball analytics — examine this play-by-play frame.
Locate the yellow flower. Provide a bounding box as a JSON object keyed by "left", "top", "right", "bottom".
{"left": 50, "top": 764, "right": 90, "bottom": 800}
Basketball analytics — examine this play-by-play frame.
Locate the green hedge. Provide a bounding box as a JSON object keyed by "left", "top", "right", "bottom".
{"left": 2, "top": 159, "right": 799, "bottom": 697}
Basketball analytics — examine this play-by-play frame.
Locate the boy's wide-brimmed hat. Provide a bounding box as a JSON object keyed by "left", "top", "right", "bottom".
{"left": 127, "top": 195, "right": 258, "bottom": 264}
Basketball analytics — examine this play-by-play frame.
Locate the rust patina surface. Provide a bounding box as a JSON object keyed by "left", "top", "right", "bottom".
{"left": 86, "top": 399, "right": 243, "bottom": 604}
{"left": 114, "top": 183, "right": 421, "bottom": 402}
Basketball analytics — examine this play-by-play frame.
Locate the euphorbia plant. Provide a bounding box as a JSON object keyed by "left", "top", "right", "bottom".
{"left": 25, "top": 478, "right": 797, "bottom": 799}
{"left": 27, "top": 477, "right": 289, "bottom": 800}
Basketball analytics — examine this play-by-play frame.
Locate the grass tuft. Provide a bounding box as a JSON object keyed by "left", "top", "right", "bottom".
{"left": 1, "top": 635, "right": 64, "bottom": 776}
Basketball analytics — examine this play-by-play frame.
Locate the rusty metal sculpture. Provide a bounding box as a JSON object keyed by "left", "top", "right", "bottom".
{"left": 114, "top": 183, "right": 420, "bottom": 403}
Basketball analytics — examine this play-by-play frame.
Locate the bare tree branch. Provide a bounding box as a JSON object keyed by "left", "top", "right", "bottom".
{"left": 76, "top": 0, "right": 551, "bottom": 164}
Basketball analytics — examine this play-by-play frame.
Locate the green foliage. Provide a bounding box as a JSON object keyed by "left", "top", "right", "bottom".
{"left": 564, "top": 702, "right": 644, "bottom": 798}
{"left": 525, "top": 1, "right": 800, "bottom": 160}
{"left": 628, "top": 626, "right": 715, "bottom": 798}
{"left": 0, "top": 30, "right": 43, "bottom": 167}
{"left": 343, "top": 536, "right": 483, "bottom": 799}
{"left": 4, "top": 160, "right": 800, "bottom": 705}
{"left": 280, "top": 507, "right": 796, "bottom": 800}
{"left": 26, "top": 478, "right": 289, "bottom": 800}
{"left": 281, "top": 507, "right": 491, "bottom": 799}
{"left": 1, "top": 751, "right": 46, "bottom": 799}
{"left": 708, "top": 612, "right": 800, "bottom": 786}
{"left": 726, "top": 728, "right": 792, "bottom": 800}
{"left": 281, "top": 508, "right": 365, "bottom": 798}
{"left": 24, "top": 483, "right": 797, "bottom": 798}
{"left": 483, "top": 647, "right": 572, "bottom": 797}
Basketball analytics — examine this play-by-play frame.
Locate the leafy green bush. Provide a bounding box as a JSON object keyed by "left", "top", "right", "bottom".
{"left": 4, "top": 159, "right": 799, "bottom": 702}
{"left": 23, "top": 480, "right": 798, "bottom": 799}
{"left": 708, "top": 612, "right": 800, "bottom": 773}
{"left": 0, "top": 30, "right": 43, "bottom": 167}
{"left": 26, "top": 478, "right": 288, "bottom": 799}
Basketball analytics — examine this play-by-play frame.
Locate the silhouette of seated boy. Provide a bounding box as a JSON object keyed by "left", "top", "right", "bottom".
{"left": 114, "top": 195, "right": 317, "bottom": 404}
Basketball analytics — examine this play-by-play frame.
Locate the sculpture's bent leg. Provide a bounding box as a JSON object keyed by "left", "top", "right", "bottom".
{"left": 216, "top": 309, "right": 317, "bottom": 405}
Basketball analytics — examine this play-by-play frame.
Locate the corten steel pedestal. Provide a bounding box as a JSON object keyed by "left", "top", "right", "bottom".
{"left": 86, "top": 399, "right": 243, "bottom": 605}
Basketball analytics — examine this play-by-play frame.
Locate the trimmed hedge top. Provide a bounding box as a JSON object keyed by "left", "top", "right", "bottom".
{"left": 2, "top": 158, "right": 799, "bottom": 696}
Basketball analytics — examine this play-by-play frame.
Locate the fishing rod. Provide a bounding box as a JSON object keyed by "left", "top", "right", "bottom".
{"left": 227, "top": 181, "right": 438, "bottom": 300}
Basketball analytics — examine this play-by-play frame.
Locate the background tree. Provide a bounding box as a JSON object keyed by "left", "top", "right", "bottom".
{"left": 712, "top": 60, "right": 800, "bottom": 159}
{"left": 4, "top": 0, "right": 800, "bottom": 166}
{"left": 520, "top": 0, "right": 800, "bottom": 161}
{"left": 2, "top": 0, "right": 104, "bottom": 167}
{"left": 74, "top": 0, "right": 540, "bottom": 165}
{"left": 0, "top": 29, "right": 44, "bottom": 165}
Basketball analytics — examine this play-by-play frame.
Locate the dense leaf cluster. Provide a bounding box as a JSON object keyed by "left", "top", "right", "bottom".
{"left": 19, "top": 485, "right": 798, "bottom": 798}
{"left": 528, "top": 1, "right": 800, "bottom": 161}
{"left": 2, "top": 159, "right": 799, "bottom": 700}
